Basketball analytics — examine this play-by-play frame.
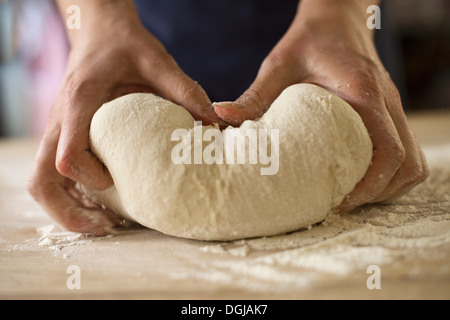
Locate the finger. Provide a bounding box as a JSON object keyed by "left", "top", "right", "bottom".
{"left": 379, "top": 144, "right": 429, "bottom": 203}
{"left": 55, "top": 80, "right": 114, "bottom": 190}
{"left": 46, "top": 182, "right": 122, "bottom": 236}
{"left": 28, "top": 126, "right": 122, "bottom": 235}
{"left": 370, "top": 92, "right": 429, "bottom": 203}
{"left": 214, "top": 53, "right": 302, "bottom": 126}
{"left": 337, "top": 92, "right": 405, "bottom": 212}
{"left": 142, "top": 54, "right": 225, "bottom": 126}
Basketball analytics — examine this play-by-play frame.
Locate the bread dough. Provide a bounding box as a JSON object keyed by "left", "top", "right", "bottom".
{"left": 83, "top": 84, "right": 372, "bottom": 241}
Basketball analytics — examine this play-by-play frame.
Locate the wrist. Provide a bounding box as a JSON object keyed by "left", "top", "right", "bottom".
{"left": 298, "top": 0, "right": 379, "bottom": 25}
{"left": 291, "top": 0, "right": 379, "bottom": 57}
{"left": 57, "top": 0, "right": 141, "bottom": 48}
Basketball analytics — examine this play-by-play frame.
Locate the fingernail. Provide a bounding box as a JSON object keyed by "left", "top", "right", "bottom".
{"left": 213, "top": 102, "right": 244, "bottom": 110}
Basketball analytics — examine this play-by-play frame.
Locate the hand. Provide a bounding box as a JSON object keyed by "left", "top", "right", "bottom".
{"left": 214, "top": 0, "right": 428, "bottom": 210}
{"left": 28, "top": 0, "right": 222, "bottom": 235}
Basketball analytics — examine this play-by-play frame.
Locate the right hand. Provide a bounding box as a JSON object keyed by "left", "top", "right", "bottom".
{"left": 28, "top": 3, "right": 222, "bottom": 235}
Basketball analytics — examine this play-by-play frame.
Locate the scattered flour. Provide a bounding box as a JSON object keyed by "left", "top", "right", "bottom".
{"left": 6, "top": 144, "right": 450, "bottom": 293}
{"left": 36, "top": 225, "right": 93, "bottom": 256}
{"left": 8, "top": 224, "right": 94, "bottom": 257}
{"left": 201, "top": 244, "right": 251, "bottom": 257}
{"left": 192, "top": 146, "right": 450, "bottom": 290}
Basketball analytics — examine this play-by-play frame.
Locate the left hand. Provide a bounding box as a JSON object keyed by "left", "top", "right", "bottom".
{"left": 213, "top": 0, "right": 428, "bottom": 210}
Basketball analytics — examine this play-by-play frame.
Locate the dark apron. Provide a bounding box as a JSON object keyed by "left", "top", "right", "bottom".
{"left": 133, "top": 0, "right": 298, "bottom": 101}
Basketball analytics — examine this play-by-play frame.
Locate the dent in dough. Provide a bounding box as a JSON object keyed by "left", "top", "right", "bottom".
{"left": 83, "top": 84, "right": 373, "bottom": 241}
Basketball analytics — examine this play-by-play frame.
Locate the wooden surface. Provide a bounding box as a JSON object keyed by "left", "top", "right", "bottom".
{"left": 1, "top": 110, "right": 449, "bottom": 300}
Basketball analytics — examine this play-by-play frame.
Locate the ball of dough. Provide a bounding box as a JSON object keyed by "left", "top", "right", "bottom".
{"left": 83, "top": 84, "right": 372, "bottom": 240}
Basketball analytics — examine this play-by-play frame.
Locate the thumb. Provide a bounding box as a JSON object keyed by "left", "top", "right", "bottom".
{"left": 150, "top": 56, "right": 225, "bottom": 126}
{"left": 213, "top": 56, "right": 299, "bottom": 126}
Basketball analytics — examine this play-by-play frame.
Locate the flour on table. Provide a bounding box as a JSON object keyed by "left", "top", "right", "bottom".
{"left": 7, "top": 224, "right": 94, "bottom": 257}
{"left": 36, "top": 225, "right": 93, "bottom": 255}
{"left": 194, "top": 148, "right": 450, "bottom": 290}
{"left": 7, "top": 145, "right": 449, "bottom": 293}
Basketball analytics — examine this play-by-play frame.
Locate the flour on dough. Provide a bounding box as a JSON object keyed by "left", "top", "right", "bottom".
{"left": 83, "top": 84, "right": 372, "bottom": 241}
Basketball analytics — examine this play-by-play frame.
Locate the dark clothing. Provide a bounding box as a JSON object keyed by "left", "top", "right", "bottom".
{"left": 134, "top": 0, "right": 298, "bottom": 101}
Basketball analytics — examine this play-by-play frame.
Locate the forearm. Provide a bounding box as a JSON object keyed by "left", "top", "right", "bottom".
{"left": 56, "top": 0, "right": 140, "bottom": 47}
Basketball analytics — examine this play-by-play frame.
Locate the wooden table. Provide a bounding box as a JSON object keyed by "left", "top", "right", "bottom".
{"left": 1, "top": 110, "right": 449, "bottom": 300}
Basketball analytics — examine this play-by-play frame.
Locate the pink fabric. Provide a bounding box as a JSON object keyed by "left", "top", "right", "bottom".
{"left": 28, "top": 4, "right": 68, "bottom": 136}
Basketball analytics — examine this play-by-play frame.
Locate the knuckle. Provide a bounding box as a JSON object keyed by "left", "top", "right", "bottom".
{"left": 55, "top": 150, "right": 78, "bottom": 178}
{"left": 412, "top": 165, "right": 426, "bottom": 183}
{"left": 260, "top": 50, "right": 297, "bottom": 78}
{"left": 387, "top": 143, "right": 406, "bottom": 167}
{"left": 421, "top": 162, "right": 430, "bottom": 181}
{"left": 27, "top": 160, "right": 50, "bottom": 201}
{"left": 241, "top": 88, "right": 267, "bottom": 115}
{"left": 177, "top": 80, "right": 202, "bottom": 103}
{"left": 386, "top": 81, "right": 403, "bottom": 106}
{"left": 378, "top": 156, "right": 430, "bottom": 203}
{"left": 261, "top": 53, "right": 285, "bottom": 72}
{"left": 27, "top": 177, "right": 41, "bottom": 200}
{"left": 390, "top": 83, "right": 401, "bottom": 100}
{"left": 62, "top": 71, "right": 99, "bottom": 104}
{"left": 244, "top": 87, "right": 264, "bottom": 105}
{"left": 407, "top": 161, "right": 429, "bottom": 185}
{"left": 27, "top": 177, "right": 53, "bottom": 203}
{"left": 64, "top": 70, "right": 89, "bottom": 94}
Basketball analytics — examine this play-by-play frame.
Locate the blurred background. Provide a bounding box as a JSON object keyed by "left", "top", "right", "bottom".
{"left": 0, "top": 0, "right": 449, "bottom": 137}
